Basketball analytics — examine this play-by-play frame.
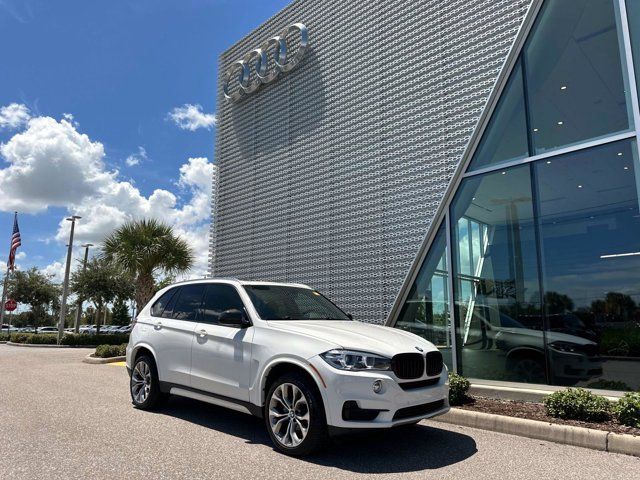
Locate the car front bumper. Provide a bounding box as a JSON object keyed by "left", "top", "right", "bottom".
{"left": 309, "top": 355, "right": 450, "bottom": 429}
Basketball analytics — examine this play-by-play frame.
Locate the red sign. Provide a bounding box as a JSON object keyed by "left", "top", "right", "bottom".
{"left": 4, "top": 299, "right": 17, "bottom": 312}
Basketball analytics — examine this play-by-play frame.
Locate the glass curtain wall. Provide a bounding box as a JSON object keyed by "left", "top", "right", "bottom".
{"left": 395, "top": 224, "right": 453, "bottom": 369}
{"left": 393, "top": 0, "right": 640, "bottom": 391}
{"left": 450, "top": 167, "right": 545, "bottom": 383}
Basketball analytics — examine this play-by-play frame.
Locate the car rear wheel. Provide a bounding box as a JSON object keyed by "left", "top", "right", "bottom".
{"left": 265, "top": 373, "right": 327, "bottom": 456}
{"left": 130, "top": 354, "right": 166, "bottom": 410}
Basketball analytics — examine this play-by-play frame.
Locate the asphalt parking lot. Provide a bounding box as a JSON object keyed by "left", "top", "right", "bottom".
{"left": 1, "top": 344, "right": 638, "bottom": 480}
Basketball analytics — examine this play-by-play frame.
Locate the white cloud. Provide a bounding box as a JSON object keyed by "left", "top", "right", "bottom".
{"left": 168, "top": 104, "right": 216, "bottom": 131}
{"left": 42, "top": 260, "right": 65, "bottom": 283}
{"left": 125, "top": 146, "right": 148, "bottom": 167}
{"left": 0, "top": 116, "right": 113, "bottom": 213}
{"left": 15, "top": 251, "right": 26, "bottom": 260}
{"left": 0, "top": 103, "right": 31, "bottom": 130}
{"left": 0, "top": 114, "right": 215, "bottom": 278}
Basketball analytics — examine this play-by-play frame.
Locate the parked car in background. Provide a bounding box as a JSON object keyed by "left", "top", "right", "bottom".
{"left": 127, "top": 279, "right": 449, "bottom": 456}
{"left": 117, "top": 324, "right": 132, "bottom": 334}
{"left": 37, "top": 326, "right": 58, "bottom": 334}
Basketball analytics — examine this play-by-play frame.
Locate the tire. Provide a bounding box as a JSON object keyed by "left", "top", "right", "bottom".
{"left": 130, "top": 354, "right": 167, "bottom": 410}
{"left": 508, "top": 355, "right": 546, "bottom": 384}
{"left": 264, "top": 373, "right": 328, "bottom": 456}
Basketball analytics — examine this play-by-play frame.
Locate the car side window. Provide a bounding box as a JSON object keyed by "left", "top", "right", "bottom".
{"left": 171, "top": 284, "right": 206, "bottom": 321}
{"left": 200, "top": 284, "right": 246, "bottom": 324}
{"left": 160, "top": 287, "right": 181, "bottom": 319}
{"left": 151, "top": 288, "right": 178, "bottom": 317}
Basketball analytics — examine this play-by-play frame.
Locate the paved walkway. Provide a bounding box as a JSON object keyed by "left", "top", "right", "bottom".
{"left": 1, "top": 344, "right": 638, "bottom": 479}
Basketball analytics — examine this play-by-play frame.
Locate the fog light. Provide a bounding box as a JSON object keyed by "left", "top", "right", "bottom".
{"left": 372, "top": 379, "right": 383, "bottom": 394}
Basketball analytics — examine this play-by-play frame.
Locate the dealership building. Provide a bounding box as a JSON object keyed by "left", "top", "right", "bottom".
{"left": 211, "top": 0, "right": 640, "bottom": 391}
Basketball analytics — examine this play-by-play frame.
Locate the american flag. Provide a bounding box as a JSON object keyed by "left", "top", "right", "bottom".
{"left": 7, "top": 213, "right": 21, "bottom": 272}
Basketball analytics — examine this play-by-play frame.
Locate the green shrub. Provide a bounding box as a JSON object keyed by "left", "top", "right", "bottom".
{"left": 600, "top": 328, "right": 640, "bottom": 357}
{"left": 0, "top": 333, "right": 9, "bottom": 341}
{"left": 61, "top": 333, "right": 129, "bottom": 346}
{"left": 94, "top": 343, "right": 127, "bottom": 358}
{"left": 9, "top": 332, "right": 129, "bottom": 346}
{"left": 615, "top": 392, "right": 640, "bottom": 428}
{"left": 449, "top": 372, "right": 471, "bottom": 406}
{"left": 544, "top": 388, "right": 612, "bottom": 422}
{"left": 9, "top": 333, "right": 57, "bottom": 344}
{"left": 585, "top": 379, "right": 633, "bottom": 392}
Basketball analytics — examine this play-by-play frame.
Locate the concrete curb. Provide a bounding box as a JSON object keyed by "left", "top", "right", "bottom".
{"left": 6, "top": 342, "right": 97, "bottom": 348}
{"left": 82, "top": 354, "right": 126, "bottom": 364}
{"left": 433, "top": 408, "right": 639, "bottom": 457}
{"left": 469, "top": 383, "right": 623, "bottom": 402}
{"left": 608, "top": 433, "right": 640, "bottom": 457}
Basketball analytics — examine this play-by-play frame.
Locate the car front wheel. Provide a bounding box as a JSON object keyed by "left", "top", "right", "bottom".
{"left": 265, "top": 373, "right": 327, "bottom": 456}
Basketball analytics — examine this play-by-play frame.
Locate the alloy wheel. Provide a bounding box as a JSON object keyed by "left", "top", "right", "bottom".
{"left": 131, "top": 360, "right": 152, "bottom": 404}
{"left": 268, "top": 383, "right": 310, "bottom": 447}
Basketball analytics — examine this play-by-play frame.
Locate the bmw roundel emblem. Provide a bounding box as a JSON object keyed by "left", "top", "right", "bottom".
{"left": 415, "top": 346, "right": 424, "bottom": 352}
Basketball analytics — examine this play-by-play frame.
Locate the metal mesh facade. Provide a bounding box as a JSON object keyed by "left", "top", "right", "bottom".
{"left": 211, "top": 0, "right": 532, "bottom": 324}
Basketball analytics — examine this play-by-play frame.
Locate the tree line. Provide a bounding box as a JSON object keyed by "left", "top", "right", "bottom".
{"left": 4, "top": 219, "right": 193, "bottom": 333}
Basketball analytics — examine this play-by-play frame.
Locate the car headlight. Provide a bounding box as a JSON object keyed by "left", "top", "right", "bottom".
{"left": 549, "top": 341, "right": 581, "bottom": 353}
{"left": 320, "top": 349, "right": 391, "bottom": 371}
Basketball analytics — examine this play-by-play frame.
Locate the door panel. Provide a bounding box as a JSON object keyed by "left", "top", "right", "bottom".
{"left": 151, "top": 284, "right": 205, "bottom": 386}
{"left": 190, "top": 283, "right": 254, "bottom": 401}
{"left": 153, "top": 317, "right": 197, "bottom": 386}
{"left": 191, "top": 324, "right": 254, "bottom": 400}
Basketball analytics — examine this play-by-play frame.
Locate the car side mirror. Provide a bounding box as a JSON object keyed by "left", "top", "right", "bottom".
{"left": 219, "top": 309, "right": 251, "bottom": 328}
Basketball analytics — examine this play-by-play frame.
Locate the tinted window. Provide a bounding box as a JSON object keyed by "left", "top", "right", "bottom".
{"left": 451, "top": 165, "right": 545, "bottom": 383}
{"left": 628, "top": 0, "right": 640, "bottom": 102}
{"left": 171, "top": 284, "right": 205, "bottom": 321}
{"left": 469, "top": 60, "right": 528, "bottom": 171}
{"left": 200, "top": 284, "right": 246, "bottom": 324}
{"left": 394, "top": 224, "right": 453, "bottom": 369}
{"left": 535, "top": 139, "right": 640, "bottom": 388}
{"left": 161, "top": 287, "right": 180, "bottom": 319}
{"left": 151, "top": 288, "right": 178, "bottom": 317}
{"left": 524, "top": 0, "right": 631, "bottom": 154}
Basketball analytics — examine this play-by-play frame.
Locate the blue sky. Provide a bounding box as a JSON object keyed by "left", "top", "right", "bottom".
{"left": 0, "top": 0, "right": 290, "bottom": 280}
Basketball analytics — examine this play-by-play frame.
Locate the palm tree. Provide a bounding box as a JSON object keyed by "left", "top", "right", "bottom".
{"left": 102, "top": 219, "right": 194, "bottom": 312}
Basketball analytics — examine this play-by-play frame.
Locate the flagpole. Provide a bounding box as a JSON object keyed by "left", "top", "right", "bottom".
{"left": 1, "top": 212, "right": 20, "bottom": 331}
{"left": 0, "top": 265, "right": 9, "bottom": 330}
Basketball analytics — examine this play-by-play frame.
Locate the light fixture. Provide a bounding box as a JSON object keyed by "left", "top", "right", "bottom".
{"left": 624, "top": 166, "right": 629, "bottom": 170}
{"left": 533, "top": 128, "right": 539, "bottom": 132}
{"left": 560, "top": 85, "right": 567, "bottom": 90}
{"left": 372, "top": 379, "right": 383, "bottom": 394}
{"left": 557, "top": 121, "right": 564, "bottom": 125}
{"left": 546, "top": 161, "right": 552, "bottom": 165}
{"left": 578, "top": 185, "right": 583, "bottom": 188}
{"left": 501, "top": 171, "right": 506, "bottom": 175}
{"left": 601, "top": 252, "right": 640, "bottom": 259}
{"left": 618, "top": 152, "right": 623, "bottom": 156}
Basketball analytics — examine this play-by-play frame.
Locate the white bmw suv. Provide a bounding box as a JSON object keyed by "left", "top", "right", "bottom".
{"left": 126, "top": 279, "right": 449, "bottom": 455}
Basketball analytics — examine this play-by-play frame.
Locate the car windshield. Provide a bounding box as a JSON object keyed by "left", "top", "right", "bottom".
{"left": 243, "top": 285, "right": 350, "bottom": 321}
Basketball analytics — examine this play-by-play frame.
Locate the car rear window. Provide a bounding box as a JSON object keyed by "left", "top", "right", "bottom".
{"left": 151, "top": 288, "right": 178, "bottom": 317}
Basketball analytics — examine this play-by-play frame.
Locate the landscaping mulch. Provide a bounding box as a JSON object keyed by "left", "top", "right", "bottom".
{"left": 459, "top": 396, "right": 640, "bottom": 436}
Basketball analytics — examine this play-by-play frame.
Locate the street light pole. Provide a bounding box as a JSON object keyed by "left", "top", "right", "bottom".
{"left": 57, "top": 215, "right": 81, "bottom": 345}
{"left": 73, "top": 243, "right": 93, "bottom": 334}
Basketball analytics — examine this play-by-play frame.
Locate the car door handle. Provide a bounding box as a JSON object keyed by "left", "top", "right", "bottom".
{"left": 198, "top": 329, "right": 207, "bottom": 338}
{"left": 155, "top": 321, "right": 162, "bottom": 330}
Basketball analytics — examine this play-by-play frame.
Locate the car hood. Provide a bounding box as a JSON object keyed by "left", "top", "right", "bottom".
{"left": 265, "top": 320, "right": 437, "bottom": 358}
{"left": 496, "top": 327, "right": 596, "bottom": 346}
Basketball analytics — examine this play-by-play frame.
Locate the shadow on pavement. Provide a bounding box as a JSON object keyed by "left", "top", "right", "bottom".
{"left": 156, "top": 396, "right": 477, "bottom": 473}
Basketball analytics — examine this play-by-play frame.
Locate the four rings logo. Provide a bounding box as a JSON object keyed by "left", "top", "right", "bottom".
{"left": 222, "top": 23, "right": 309, "bottom": 103}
